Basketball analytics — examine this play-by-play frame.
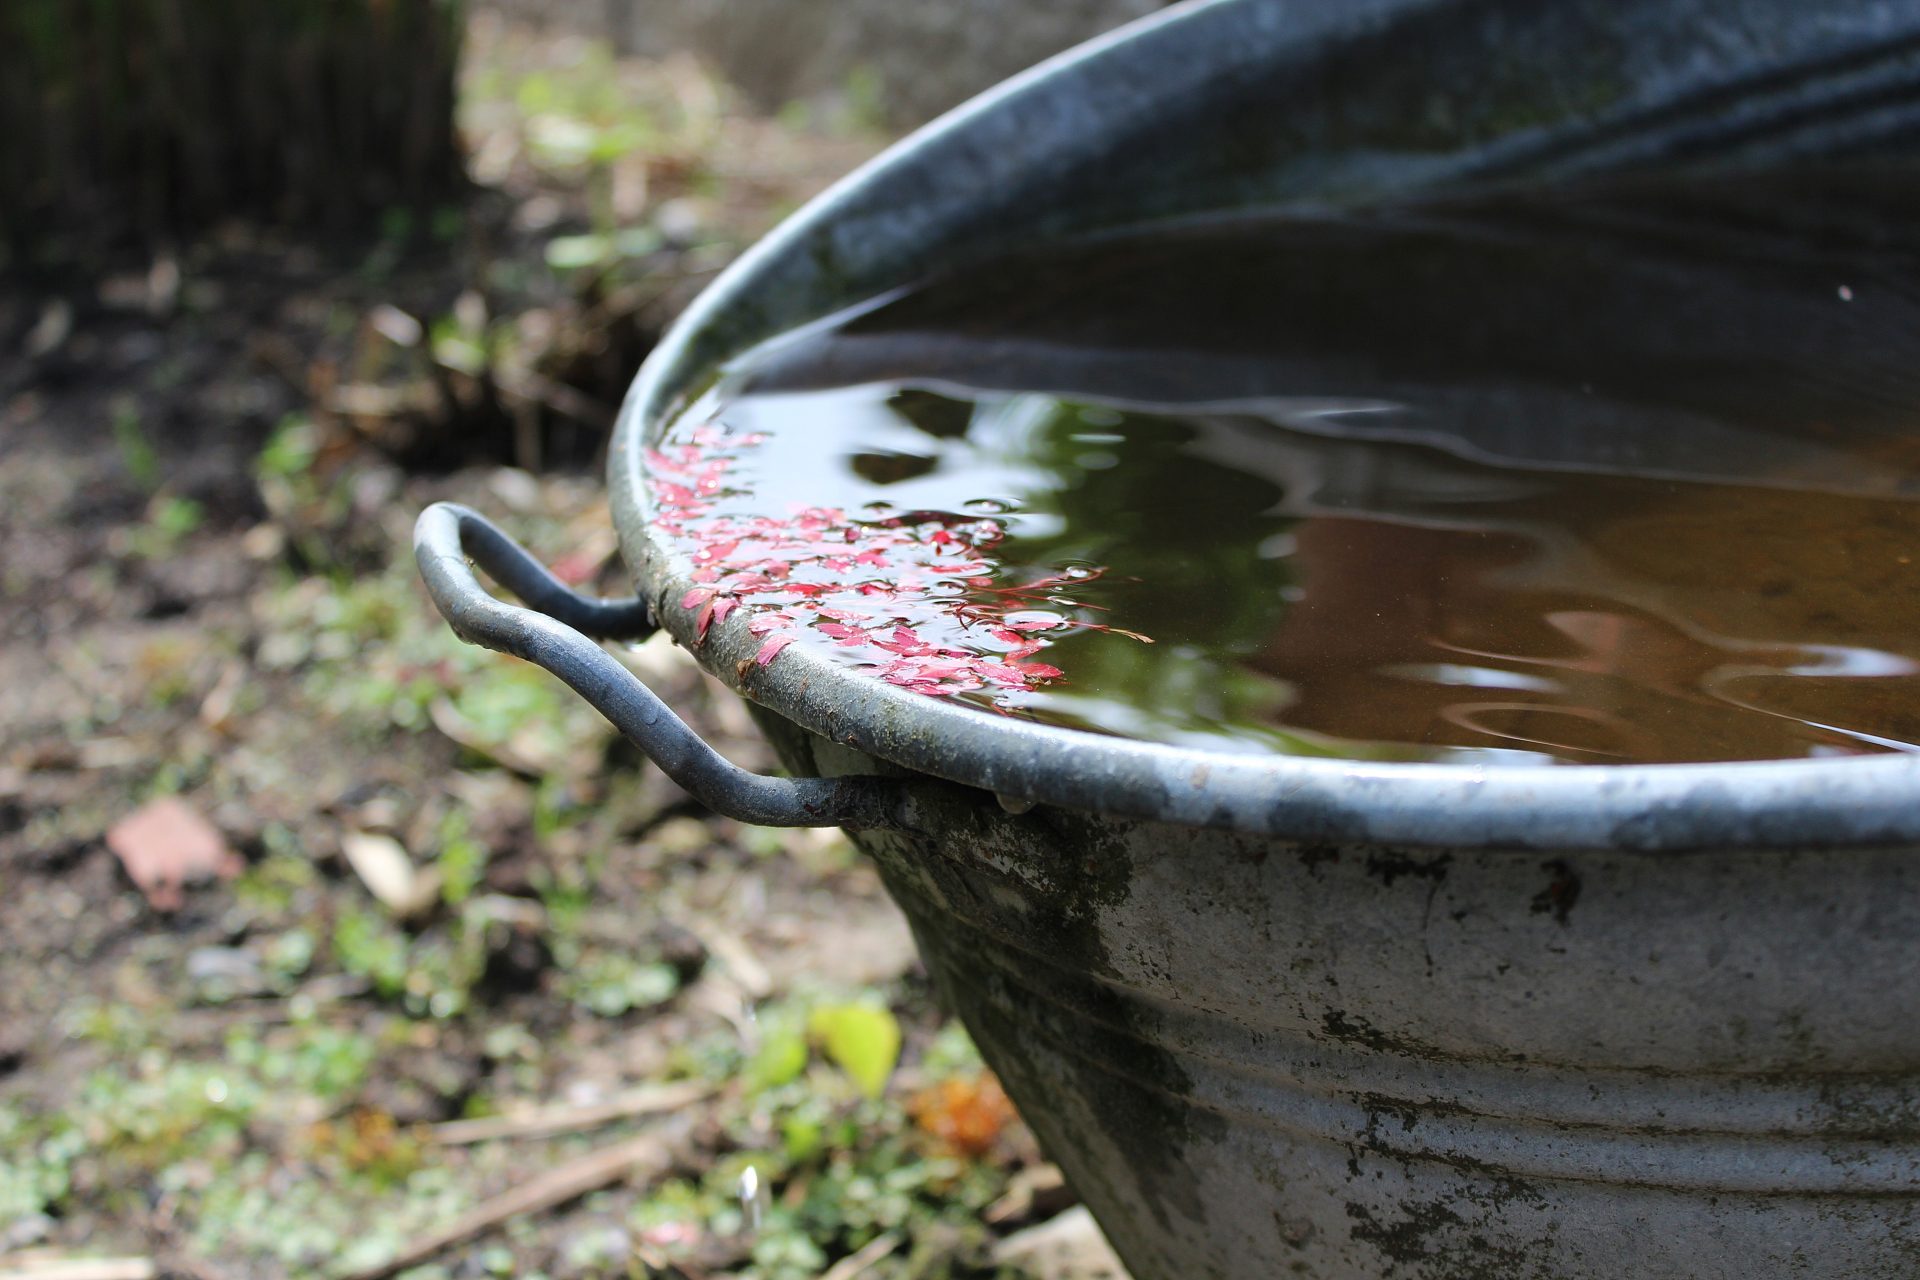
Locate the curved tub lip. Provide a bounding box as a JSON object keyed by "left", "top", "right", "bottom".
{"left": 609, "top": 0, "right": 1920, "bottom": 851}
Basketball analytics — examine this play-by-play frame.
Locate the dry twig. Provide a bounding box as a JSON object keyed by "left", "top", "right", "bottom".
{"left": 341, "top": 1120, "right": 690, "bottom": 1280}
{"left": 0, "top": 1257, "right": 157, "bottom": 1280}
{"left": 429, "top": 1080, "right": 712, "bottom": 1145}
{"left": 818, "top": 1232, "right": 902, "bottom": 1280}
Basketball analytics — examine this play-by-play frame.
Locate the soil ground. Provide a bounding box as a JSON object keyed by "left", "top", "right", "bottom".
{"left": 1, "top": 18, "right": 1121, "bottom": 1280}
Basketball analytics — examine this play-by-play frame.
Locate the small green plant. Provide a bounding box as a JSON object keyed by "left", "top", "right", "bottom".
{"left": 635, "top": 1006, "right": 1017, "bottom": 1280}
{"left": 0, "top": 1106, "right": 82, "bottom": 1222}
{"left": 331, "top": 908, "right": 412, "bottom": 999}
{"left": 232, "top": 844, "right": 319, "bottom": 917}
{"left": 435, "top": 809, "right": 487, "bottom": 907}
{"left": 223, "top": 1020, "right": 375, "bottom": 1102}
{"left": 561, "top": 951, "right": 680, "bottom": 1018}
{"left": 543, "top": 225, "right": 662, "bottom": 273}
{"left": 123, "top": 494, "right": 204, "bottom": 559}
{"left": 153, "top": 494, "right": 204, "bottom": 537}
{"left": 111, "top": 398, "right": 159, "bottom": 489}
{"left": 256, "top": 412, "right": 319, "bottom": 483}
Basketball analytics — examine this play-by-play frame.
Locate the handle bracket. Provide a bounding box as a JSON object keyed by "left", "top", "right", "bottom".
{"left": 414, "top": 502, "right": 908, "bottom": 829}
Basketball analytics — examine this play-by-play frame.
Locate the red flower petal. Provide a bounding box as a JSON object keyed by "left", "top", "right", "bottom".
{"left": 755, "top": 634, "right": 797, "bottom": 666}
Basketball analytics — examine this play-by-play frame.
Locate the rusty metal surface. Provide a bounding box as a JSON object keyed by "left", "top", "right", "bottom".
{"left": 754, "top": 709, "right": 1920, "bottom": 1278}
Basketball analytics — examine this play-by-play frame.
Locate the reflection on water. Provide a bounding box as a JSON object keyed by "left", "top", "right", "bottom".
{"left": 657, "top": 175, "right": 1920, "bottom": 764}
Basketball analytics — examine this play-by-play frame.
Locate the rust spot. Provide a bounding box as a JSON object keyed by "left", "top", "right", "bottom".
{"left": 1529, "top": 859, "right": 1581, "bottom": 925}
{"left": 1364, "top": 851, "right": 1452, "bottom": 887}
{"left": 1297, "top": 844, "right": 1342, "bottom": 872}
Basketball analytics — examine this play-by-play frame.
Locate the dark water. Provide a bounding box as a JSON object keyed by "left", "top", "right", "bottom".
{"left": 649, "top": 175, "right": 1920, "bottom": 764}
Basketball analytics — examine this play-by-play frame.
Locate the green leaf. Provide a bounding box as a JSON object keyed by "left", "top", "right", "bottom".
{"left": 568, "top": 956, "right": 679, "bottom": 1018}
{"left": 780, "top": 1113, "right": 824, "bottom": 1163}
{"left": 807, "top": 1003, "right": 901, "bottom": 1099}
{"left": 745, "top": 1027, "right": 809, "bottom": 1093}
{"left": 544, "top": 226, "right": 661, "bottom": 271}
{"left": 544, "top": 233, "right": 611, "bottom": 270}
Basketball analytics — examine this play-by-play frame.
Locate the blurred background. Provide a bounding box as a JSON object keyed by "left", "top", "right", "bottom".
{"left": 0, "top": 3, "right": 1170, "bottom": 1277}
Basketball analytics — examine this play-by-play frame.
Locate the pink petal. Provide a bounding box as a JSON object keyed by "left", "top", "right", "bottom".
{"left": 755, "top": 634, "right": 797, "bottom": 666}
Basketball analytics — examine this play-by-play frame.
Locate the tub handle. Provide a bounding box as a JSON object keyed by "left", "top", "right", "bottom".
{"left": 414, "top": 502, "right": 909, "bottom": 829}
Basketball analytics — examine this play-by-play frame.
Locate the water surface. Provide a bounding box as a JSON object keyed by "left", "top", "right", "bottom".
{"left": 648, "top": 175, "right": 1920, "bottom": 764}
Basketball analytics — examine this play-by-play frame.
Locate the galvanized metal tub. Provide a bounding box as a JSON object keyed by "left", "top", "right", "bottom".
{"left": 418, "top": 1, "right": 1920, "bottom": 1275}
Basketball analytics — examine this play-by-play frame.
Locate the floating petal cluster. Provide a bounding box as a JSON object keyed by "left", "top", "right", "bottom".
{"left": 646, "top": 420, "right": 1137, "bottom": 707}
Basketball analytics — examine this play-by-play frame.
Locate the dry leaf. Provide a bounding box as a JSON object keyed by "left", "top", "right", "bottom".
{"left": 197, "top": 662, "right": 246, "bottom": 733}
{"left": 427, "top": 696, "right": 549, "bottom": 776}
{"left": 0, "top": 1254, "right": 158, "bottom": 1280}
{"left": 341, "top": 830, "right": 439, "bottom": 917}
{"left": 984, "top": 1162, "right": 1068, "bottom": 1226}
{"left": 104, "top": 797, "right": 241, "bottom": 912}
{"left": 910, "top": 1073, "right": 1015, "bottom": 1156}
{"left": 992, "top": 1207, "right": 1130, "bottom": 1280}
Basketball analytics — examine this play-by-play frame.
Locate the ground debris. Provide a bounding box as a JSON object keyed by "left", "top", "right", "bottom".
{"left": 0, "top": 1256, "right": 155, "bottom": 1280}
{"left": 339, "top": 1119, "right": 689, "bottom": 1280}
{"left": 818, "top": 1230, "right": 901, "bottom": 1280}
{"left": 0, "top": 15, "right": 1051, "bottom": 1280}
{"left": 430, "top": 1079, "right": 713, "bottom": 1146}
{"left": 340, "top": 830, "right": 439, "bottom": 919}
{"left": 103, "top": 797, "right": 242, "bottom": 912}
{"left": 993, "top": 1207, "right": 1131, "bottom": 1280}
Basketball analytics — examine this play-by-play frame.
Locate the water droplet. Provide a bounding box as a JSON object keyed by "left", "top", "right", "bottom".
{"left": 737, "top": 1165, "right": 764, "bottom": 1231}
{"left": 964, "top": 497, "right": 1013, "bottom": 514}
{"left": 1062, "top": 565, "right": 1094, "bottom": 580}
